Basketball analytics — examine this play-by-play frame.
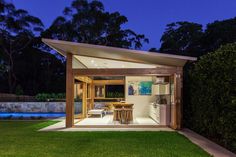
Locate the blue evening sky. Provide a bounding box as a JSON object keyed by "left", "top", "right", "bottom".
{"left": 12, "top": 0, "right": 236, "bottom": 50}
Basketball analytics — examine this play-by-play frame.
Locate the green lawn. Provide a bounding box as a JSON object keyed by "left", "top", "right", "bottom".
{"left": 0, "top": 121, "right": 210, "bottom": 157}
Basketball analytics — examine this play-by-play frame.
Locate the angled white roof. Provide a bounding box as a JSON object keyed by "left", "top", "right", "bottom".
{"left": 42, "top": 38, "right": 197, "bottom": 68}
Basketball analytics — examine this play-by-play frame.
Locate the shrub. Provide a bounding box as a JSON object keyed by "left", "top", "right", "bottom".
{"left": 183, "top": 43, "right": 236, "bottom": 152}
{"left": 35, "top": 93, "right": 66, "bottom": 101}
{"left": 15, "top": 85, "right": 24, "bottom": 95}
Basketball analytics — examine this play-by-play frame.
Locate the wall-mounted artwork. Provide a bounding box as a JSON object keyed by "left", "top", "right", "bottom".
{"left": 139, "top": 81, "right": 152, "bottom": 95}
{"left": 128, "top": 81, "right": 152, "bottom": 95}
{"left": 128, "top": 81, "right": 139, "bottom": 95}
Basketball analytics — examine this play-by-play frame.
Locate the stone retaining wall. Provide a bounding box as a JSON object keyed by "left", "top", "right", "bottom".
{"left": 0, "top": 102, "right": 82, "bottom": 113}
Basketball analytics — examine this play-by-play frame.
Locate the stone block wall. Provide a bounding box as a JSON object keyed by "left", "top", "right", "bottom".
{"left": 0, "top": 102, "right": 82, "bottom": 113}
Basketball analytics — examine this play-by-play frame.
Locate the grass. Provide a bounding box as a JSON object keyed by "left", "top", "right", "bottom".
{"left": 0, "top": 121, "right": 211, "bottom": 157}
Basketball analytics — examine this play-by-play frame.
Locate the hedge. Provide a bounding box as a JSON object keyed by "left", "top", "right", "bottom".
{"left": 183, "top": 43, "right": 236, "bottom": 152}
{"left": 35, "top": 93, "right": 65, "bottom": 101}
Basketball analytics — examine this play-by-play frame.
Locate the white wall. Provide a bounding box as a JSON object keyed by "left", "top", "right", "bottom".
{"left": 125, "top": 76, "right": 155, "bottom": 118}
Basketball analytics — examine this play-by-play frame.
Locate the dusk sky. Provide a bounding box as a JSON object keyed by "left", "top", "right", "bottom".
{"left": 12, "top": 0, "right": 236, "bottom": 50}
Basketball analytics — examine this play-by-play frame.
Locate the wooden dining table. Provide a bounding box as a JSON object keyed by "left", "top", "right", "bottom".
{"left": 112, "top": 102, "right": 134, "bottom": 124}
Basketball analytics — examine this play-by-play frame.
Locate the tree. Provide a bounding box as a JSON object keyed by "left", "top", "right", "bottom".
{"left": 202, "top": 17, "right": 236, "bottom": 53}
{"left": 14, "top": 48, "right": 66, "bottom": 95}
{"left": 159, "top": 17, "right": 236, "bottom": 57}
{"left": 42, "top": 0, "right": 148, "bottom": 49}
{"left": 0, "top": 0, "right": 44, "bottom": 93}
{"left": 0, "top": 60, "right": 6, "bottom": 74}
{"left": 159, "top": 22, "right": 204, "bottom": 56}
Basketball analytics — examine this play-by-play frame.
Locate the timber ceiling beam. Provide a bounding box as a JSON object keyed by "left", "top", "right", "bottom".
{"left": 72, "top": 68, "right": 179, "bottom": 76}
{"left": 93, "top": 80, "right": 125, "bottom": 85}
{"left": 75, "top": 76, "right": 92, "bottom": 83}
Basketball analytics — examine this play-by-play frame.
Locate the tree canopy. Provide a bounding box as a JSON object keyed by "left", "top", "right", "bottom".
{"left": 42, "top": 0, "right": 149, "bottom": 49}
{"left": 202, "top": 17, "right": 236, "bottom": 53}
{"left": 159, "top": 22, "right": 204, "bottom": 56}
{"left": 155, "top": 17, "right": 236, "bottom": 57}
{"left": 0, "top": 0, "right": 44, "bottom": 93}
{"left": 0, "top": 0, "right": 149, "bottom": 95}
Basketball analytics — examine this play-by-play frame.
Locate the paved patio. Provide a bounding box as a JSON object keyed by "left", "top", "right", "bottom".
{"left": 39, "top": 119, "right": 173, "bottom": 132}
{"left": 179, "top": 129, "right": 236, "bottom": 157}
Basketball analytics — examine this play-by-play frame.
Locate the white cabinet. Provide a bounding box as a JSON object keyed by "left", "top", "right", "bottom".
{"left": 152, "top": 84, "right": 170, "bottom": 95}
{"left": 149, "top": 104, "right": 170, "bottom": 125}
{"left": 149, "top": 104, "right": 160, "bottom": 123}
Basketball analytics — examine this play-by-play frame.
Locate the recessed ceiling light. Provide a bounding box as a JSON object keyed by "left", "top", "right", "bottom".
{"left": 91, "top": 60, "right": 94, "bottom": 63}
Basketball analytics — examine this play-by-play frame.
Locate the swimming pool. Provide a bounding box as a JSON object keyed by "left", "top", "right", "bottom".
{"left": 0, "top": 112, "right": 66, "bottom": 118}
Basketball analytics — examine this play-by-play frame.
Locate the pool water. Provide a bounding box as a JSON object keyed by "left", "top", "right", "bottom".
{"left": 0, "top": 112, "right": 65, "bottom": 118}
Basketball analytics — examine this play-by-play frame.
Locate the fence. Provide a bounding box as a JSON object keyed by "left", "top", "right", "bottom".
{"left": 0, "top": 93, "right": 36, "bottom": 102}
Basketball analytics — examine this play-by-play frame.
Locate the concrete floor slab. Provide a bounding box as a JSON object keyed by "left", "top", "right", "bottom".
{"left": 77, "top": 115, "right": 157, "bottom": 126}
{"left": 39, "top": 120, "right": 173, "bottom": 132}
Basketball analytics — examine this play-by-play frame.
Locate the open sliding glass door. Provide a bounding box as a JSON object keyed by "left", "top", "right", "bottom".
{"left": 74, "top": 82, "right": 82, "bottom": 119}
{"left": 82, "top": 81, "right": 93, "bottom": 118}
{"left": 74, "top": 77, "right": 93, "bottom": 119}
